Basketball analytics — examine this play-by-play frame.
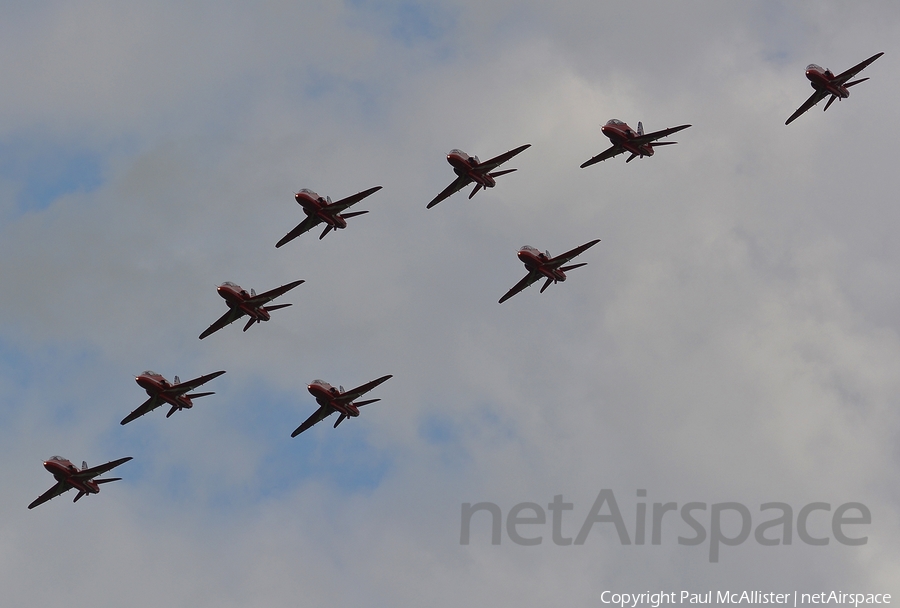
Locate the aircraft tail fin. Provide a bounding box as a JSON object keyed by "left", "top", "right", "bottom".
{"left": 174, "top": 375, "right": 181, "bottom": 385}
{"left": 250, "top": 288, "right": 256, "bottom": 297}
{"left": 341, "top": 210, "right": 369, "bottom": 219}
{"left": 95, "top": 477, "right": 122, "bottom": 485}
{"left": 185, "top": 391, "right": 214, "bottom": 399}
{"left": 559, "top": 262, "right": 588, "bottom": 272}
{"left": 354, "top": 398, "right": 380, "bottom": 407}
{"left": 487, "top": 168, "right": 517, "bottom": 178}
{"left": 845, "top": 77, "right": 869, "bottom": 88}
{"left": 82, "top": 461, "right": 88, "bottom": 471}
{"left": 334, "top": 413, "right": 347, "bottom": 428}
{"left": 540, "top": 277, "right": 554, "bottom": 293}
{"left": 637, "top": 121, "right": 644, "bottom": 136}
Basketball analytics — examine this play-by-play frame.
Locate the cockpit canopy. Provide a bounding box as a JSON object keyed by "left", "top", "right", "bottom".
{"left": 221, "top": 281, "right": 240, "bottom": 289}
{"left": 48, "top": 456, "right": 67, "bottom": 463}
{"left": 449, "top": 149, "right": 478, "bottom": 163}
{"left": 605, "top": 119, "right": 626, "bottom": 126}
{"left": 141, "top": 370, "right": 160, "bottom": 377}
{"left": 520, "top": 245, "right": 541, "bottom": 255}
{"left": 806, "top": 64, "right": 824, "bottom": 72}
{"left": 297, "top": 188, "right": 318, "bottom": 197}
{"left": 311, "top": 379, "right": 330, "bottom": 387}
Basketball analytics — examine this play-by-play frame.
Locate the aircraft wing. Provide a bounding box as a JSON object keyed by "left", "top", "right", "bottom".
{"left": 276, "top": 215, "right": 321, "bottom": 248}
{"left": 633, "top": 124, "right": 692, "bottom": 145}
{"left": 328, "top": 186, "right": 382, "bottom": 213}
{"left": 28, "top": 480, "right": 69, "bottom": 509}
{"left": 336, "top": 375, "right": 393, "bottom": 405}
{"left": 473, "top": 143, "right": 531, "bottom": 174}
{"left": 785, "top": 89, "right": 828, "bottom": 125}
{"left": 547, "top": 239, "right": 601, "bottom": 269}
{"left": 834, "top": 52, "right": 884, "bottom": 85}
{"left": 245, "top": 279, "right": 305, "bottom": 307}
{"left": 580, "top": 145, "right": 625, "bottom": 168}
{"left": 427, "top": 175, "right": 471, "bottom": 208}
{"left": 291, "top": 404, "right": 334, "bottom": 437}
{"left": 167, "top": 370, "right": 227, "bottom": 395}
{"left": 199, "top": 306, "right": 245, "bottom": 339}
{"left": 120, "top": 395, "right": 161, "bottom": 425}
{"left": 499, "top": 270, "right": 541, "bottom": 304}
{"left": 73, "top": 456, "right": 133, "bottom": 480}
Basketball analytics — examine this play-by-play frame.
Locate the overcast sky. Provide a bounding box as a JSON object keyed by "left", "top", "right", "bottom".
{"left": 1, "top": 2, "right": 899, "bottom": 606}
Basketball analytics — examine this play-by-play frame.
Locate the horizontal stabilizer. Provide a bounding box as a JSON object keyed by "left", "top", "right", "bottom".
{"left": 263, "top": 303, "right": 292, "bottom": 312}
{"left": 353, "top": 398, "right": 380, "bottom": 407}
{"left": 626, "top": 153, "right": 638, "bottom": 163}
{"left": 487, "top": 168, "right": 517, "bottom": 178}
{"left": 341, "top": 210, "right": 369, "bottom": 219}
{"left": 559, "top": 262, "right": 587, "bottom": 272}
{"left": 185, "top": 391, "right": 214, "bottom": 399}
{"left": 73, "top": 490, "right": 87, "bottom": 502}
{"left": 649, "top": 141, "right": 677, "bottom": 147}
{"left": 540, "top": 277, "right": 554, "bottom": 293}
{"left": 334, "top": 413, "right": 347, "bottom": 428}
{"left": 94, "top": 477, "right": 122, "bottom": 485}
{"left": 845, "top": 77, "right": 869, "bottom": 88}
{"left": 166, "top": 405, "right": 179, "bottom": 418}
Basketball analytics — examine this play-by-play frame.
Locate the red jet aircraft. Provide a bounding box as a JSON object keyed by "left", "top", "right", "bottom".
{"left": 499, "top": 239, "right": 600, "bottom": 303}
{"left": 199, "top": 279, "right": 304, "bottom": 339}
{"left": 580, "top": 120, "right": 691, "bottom": 167}
{"left": 291, "top": 374, "right": 392, "bottom": 437}
{"left": 426, "top": 144, "right": 530, "bottom": 208}
{"left": 785, "top": 52, "right": 883, "bottom": 125}
{"left": 28, "top": 455, "right": 132, "bottom": 509}
{"left": 121, "top": 370, "right": 227, "bottom": 425}
{"left": 276, "top": 185, "right": 382, "bottom": 246}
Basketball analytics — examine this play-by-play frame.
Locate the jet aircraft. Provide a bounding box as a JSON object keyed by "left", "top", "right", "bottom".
{"left": 291, "top": 374, "right": 393, "bottom": 437}
{"left": 580, "top": 120, "right": 691, "bottom": 167}
{"left": 276, "top": 185, "right": 382, "bottom": 246}
{"left": 499, "top": 239, "right": 601, "bottom": 303}
{"left": 199, "top": 279, "right": 304, "bottom": 339}
{"left": 28, "top": 455, "right": 132, "bottom": 509}
{"left": 785, "top": 52, "right": 883, "bottom": 125}
{"left": 120, "top": 370, "right": 227, "bottom": 425}
{"left": 426, "top": 144, "right": 530, "bottom": 208}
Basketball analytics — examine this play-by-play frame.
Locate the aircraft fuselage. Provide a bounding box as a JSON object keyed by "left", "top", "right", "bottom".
{"left": 805, "top": 64, "right": 850, "bottom": 99}
{"left": 135, "top": 372, "right": 194, "bottom": 410}
{"left": 43, "top": 458, "right": 100, "bottom": 495}
{"left": 217, "top": 283, "right": 271, "bottom": 322}
{"left": 601, "top": 121, "right": 655, "bottom": 158}
{"left": 518, "top": 246, "right": 567, "bottom": 282}
{"left": 295, "top": 190, "right": 348, "bottom": 229}
{"left": 307, "top": 381, "right": 360, "bottom": 418}
{"left": 447, "top": 150, "right": 497, "bottom": 189}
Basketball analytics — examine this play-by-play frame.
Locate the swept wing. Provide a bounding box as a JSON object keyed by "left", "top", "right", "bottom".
{"left": 632, "top": 124, "right": 692, "bottom": 145}
{"left": 427, "top": 175, "right": 470, "bottom": 209}
{"left": 546, "top": 239, "right": 601, "bottom": 269}
{"left": 276, "top": 215, "right": 321, "bottom": 248}
{"left": 335, "top": 374, "right": 393, "bottom": 404}
{"left": 291, "top": 404, "right": 333, "bottom": 437}
{"left": 834, "top": 52, "right": 884, "bottom": 85}
{"left": 499, "top": 270, "right": 541, "bottom": 304}
{"left": 199, "top": 306, "right": 245, "bottom": 339}
{"left": 580, "top": 145, "right": 625, "bottom": 168}
{"left": 472, "top": 144, "right": 531, "bottom": 174}
{"left": 245, "top": 279, "right": 305, "bottom": 307}
{"left": 27, "top": 480, "right": 68, "bottom": 509}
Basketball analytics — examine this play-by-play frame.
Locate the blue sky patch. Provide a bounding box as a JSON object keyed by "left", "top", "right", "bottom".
{"left": 0, "top": 138, "right": 105, "bottom": 213}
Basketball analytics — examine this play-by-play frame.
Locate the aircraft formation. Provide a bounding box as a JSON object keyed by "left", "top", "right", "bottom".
{"left": 29, "top": 52, "right": 884, "bottom": 508}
